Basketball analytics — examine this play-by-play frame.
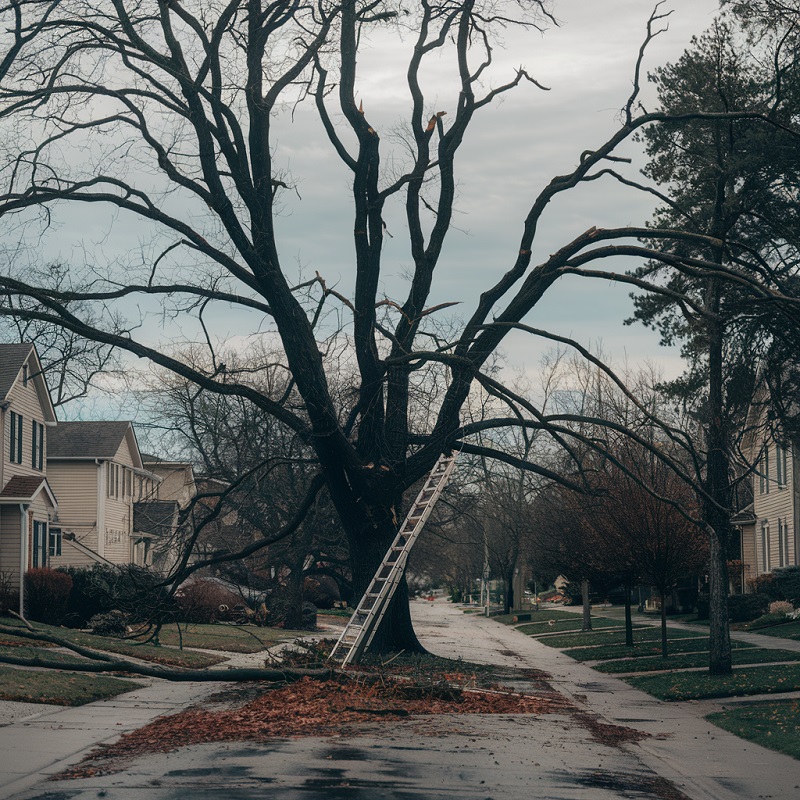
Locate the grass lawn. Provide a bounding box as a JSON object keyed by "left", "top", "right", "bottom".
{"left": 493, "top": 609, "right": 583, "bottom": 625}
{"left": 0, "top": 643, "right": 93, "bottom": 667}
{"left": 626, "top": 664, "right": 800, "bottom": 701}
{"left": 539, "top": 625, "right": 701, "bottom": 649}
{"left": 706, "top": 700, "right": 800, "bottom": 761}
{"left": 564, "top": 637, "right": 754, "bottom": 662}
{"left": 748, "top": 620, "right": 800, "bottom": 641}
{"left": 0, "top": 665, "right": 140, "bottom": 705}
{"left": 516, "top": 617, "right": 627, "bottom": 636}
{"left": 594, "top": 647, "right": 800, "bottom": 674}
{"left": 140, "top": 623, "right": 298, "bottom": 653}
{"left": 0, "top": 620, "right": 224, "bottom": 669}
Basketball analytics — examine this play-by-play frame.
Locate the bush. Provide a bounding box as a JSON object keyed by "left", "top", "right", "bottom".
{"left": 58, "top": 564, "right": 176, "bottom": 628}
{"left": 0, "top": 572, "right": 19, "bottom": 617}
{"left": 746, "top": 573, "right": 781, "bottom": 600}
{"left": 89, "top": 610, "right": 128, "bottom": 637}
{"left": 24, "top": 568, "right": 73, "bottom": 625}
{"left": 773, "top": 567, "right": 800, "bottom": 604}
{"left": 728, "top": 593, "right": 770, "bottom": 623}
{"left": 769, "top": 600, "right": 794, "bottom": 615}
{"left": 175, "top": 579, "right": 245, "bottom": 624}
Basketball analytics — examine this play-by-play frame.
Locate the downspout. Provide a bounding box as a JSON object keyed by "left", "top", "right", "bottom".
{"left": 96, "top": 459, "right": 105, "bottom": 559}
{"left": 18, "top": 503, "right": 27, "bottom": 619}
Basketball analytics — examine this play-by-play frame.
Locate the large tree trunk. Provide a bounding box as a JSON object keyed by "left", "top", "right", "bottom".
{"left": 280, "top": 565, "right": 305, "bottom": 630}
{"left": 705, "top": 276, "right": 733, "bottom": 675}
{"left": 504, "top": 569, "right": 514, "bottom": 615}
{"left": 581, "top": 579, "right": 592, "bottom": 632}
{"left": 348, "top": 514, "right": 424, "bottom": 654}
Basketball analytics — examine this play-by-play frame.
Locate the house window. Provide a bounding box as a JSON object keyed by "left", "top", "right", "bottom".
{"left": 761, "top": 520, "right": 771, "bottom": 573}
{"left": 778, "top": 519, "right": 790, "bottom": 568}
{"left": 31, "top": 421, "right": 44, "bottom": 470}
{"left": 776, "top": 444, "right": 788, "bottom": 488}
{"left": 48, "top": 527, "right": 62, "bottom": 557}
{"left": 9, "top": 412, "right": 22, "bottom": 464}
{"left": 31, "top": 520, "right": 47, "bottom": 568}
{"left": 22, "top": 364, "right": 28, "bottom": 386}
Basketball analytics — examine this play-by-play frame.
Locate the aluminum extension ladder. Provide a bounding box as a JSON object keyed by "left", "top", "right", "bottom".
{"left": 329, "top": 451, "right": 458, "bottom": 666}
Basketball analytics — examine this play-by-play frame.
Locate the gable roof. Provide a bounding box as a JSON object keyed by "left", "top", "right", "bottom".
{"left": 0, "top": 343, "right": 57, "bottom": 423}
{"left": 0, "top": 475, "right": 58, "bottom": 508}
{"left": 47, "top": 420, "right": 143, "bottom": 466}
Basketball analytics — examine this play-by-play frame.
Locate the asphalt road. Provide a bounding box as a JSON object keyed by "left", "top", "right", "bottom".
{"left": 5, "top": 600, "right": 800, "bottom": 800}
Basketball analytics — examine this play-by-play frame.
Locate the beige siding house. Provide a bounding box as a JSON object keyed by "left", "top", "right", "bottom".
{"left": 0, "top": 344, "right": 58, "bottom": 600}
{"left": 739, "top": 385, "right": 800, "bottom": 585}
{"left": 47, "top": 421, "right": 162, "bottom": 569}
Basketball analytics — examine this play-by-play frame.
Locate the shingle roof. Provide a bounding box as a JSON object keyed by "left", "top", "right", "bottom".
{"left": 134, "top": 501, "right": 178, "bottom": 537}
{"left": 0, "top": 474, "right": 48, "bottom": 501}
{"left": 47, "top": 421, "right": 133, "bottom": 459}
{"left": 0, "top": 343, "right": 34, "bottom": 400}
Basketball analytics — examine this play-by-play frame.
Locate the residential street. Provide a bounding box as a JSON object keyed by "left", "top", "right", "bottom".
{"left": 1, "top": 600, "right": 799, "bottom": 799}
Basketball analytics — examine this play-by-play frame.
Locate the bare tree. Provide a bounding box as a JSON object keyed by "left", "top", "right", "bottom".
{"left": 0, "top": 1, "right": 796, "bottom": 657}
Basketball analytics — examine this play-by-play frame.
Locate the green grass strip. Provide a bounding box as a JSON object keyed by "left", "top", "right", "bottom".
{"left": 540, "top": 625, "right": 701, "bottom": 649}
{"left": 706, "top": 699, "right": 800, "bottom": 761}
{"left": 750, "top": 621, "right": 800, "bottom": 641}
{"left": 493, "top": 609, "right": 587, "bottom": 625}
{"left": 626, "top": 664, "right": 800, "bottom": 701}
{"left": 517, "top": 617, "right": 626, "bottom": 636}
{"left": 564, "top": 637, "right": 754, "bottom": 662}
{"left": 0, "top": 665, "right": 140, "bottom": 705}
{"left": 595, "top": 647, "right": 800, "bottom": 674}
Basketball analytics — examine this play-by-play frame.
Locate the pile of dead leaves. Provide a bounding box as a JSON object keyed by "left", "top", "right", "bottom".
{"left": 60, "top": 674, "right": 571, "bottom": 779}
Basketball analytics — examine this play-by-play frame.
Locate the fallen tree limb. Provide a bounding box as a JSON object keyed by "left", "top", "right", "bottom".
{"left": 0, "top": 623, "right": 332, "bottom": 682}
{"left": 0, "top": 652, "right": 333, "bottom": 681}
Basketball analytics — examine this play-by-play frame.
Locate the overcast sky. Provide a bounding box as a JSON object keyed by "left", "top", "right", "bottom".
{"left": 24, "top": 0, "right": 724, "bottom": 419}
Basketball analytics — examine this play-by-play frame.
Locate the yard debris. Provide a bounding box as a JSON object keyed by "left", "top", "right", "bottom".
{"left": 57, "top": 671, "right": 572, "bottom": 779}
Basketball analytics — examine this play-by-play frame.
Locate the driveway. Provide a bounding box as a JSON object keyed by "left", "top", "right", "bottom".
{"left": 3, "top": 600, "right": 799, "bottom": 799}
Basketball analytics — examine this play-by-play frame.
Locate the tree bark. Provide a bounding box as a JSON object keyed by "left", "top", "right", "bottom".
{"left": 581, "top": 579, "right": 592, "bottom": 631}
{"left": 347, "top": 511, "right": 424, "bottom": 654}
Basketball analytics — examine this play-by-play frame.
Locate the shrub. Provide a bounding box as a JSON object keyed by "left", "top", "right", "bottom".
{"left": 772, "top": 566, "right": 800, "bottom": 604}
{"left": 24, "top": 568, "right": 73, "bottom": 625}
{"left": 89, "top": 610, "right": 128, "bottom": 637}
{"left": 746, "top": 573, "right": 781, "bottom": 600}
{"left": 728, "top": 593, "right": 770, "bottom": 623}
{"left": 175, "top": 579, "right": 244, "bottom": 624}
{"left": 769, "top": 600, "right": 794, "bottom": 615}
{"left": 58, "top": 564, "right": 176, "bottom": 628}
{"left": 0, "top": 572, "right": 19, "bottom": 617}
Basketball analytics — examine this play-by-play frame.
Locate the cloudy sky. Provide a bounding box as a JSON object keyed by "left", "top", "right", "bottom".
{"left": 264, "top": 0, "right": 722, "bottom": 377}
{"left": 23, "top": 0, "right": 724, "bottom": 415}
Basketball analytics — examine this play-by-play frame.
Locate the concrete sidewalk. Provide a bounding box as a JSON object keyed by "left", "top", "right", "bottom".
{"left": 0, "top": 679, "right": 223, "bottom": 797}
{"left": 416, "top": 600, "right": 800, "bottom": 800}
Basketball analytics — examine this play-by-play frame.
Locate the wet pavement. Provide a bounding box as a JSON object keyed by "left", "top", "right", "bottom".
{"left": 2, "top": 600, "right": 800, "bottom": 799}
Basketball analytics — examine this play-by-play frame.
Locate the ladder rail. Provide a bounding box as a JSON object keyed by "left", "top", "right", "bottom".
{"left": 329, "top": 452, "right": 458, "bottom": 665}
